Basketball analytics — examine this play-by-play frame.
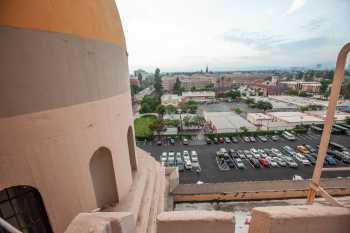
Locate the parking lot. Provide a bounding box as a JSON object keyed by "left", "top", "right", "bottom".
{"left": 137, "top": 132, "right": 350, "bottom": 184}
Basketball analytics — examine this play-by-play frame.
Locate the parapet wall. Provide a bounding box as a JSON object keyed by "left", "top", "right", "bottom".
{"left": 157, "top": 211, "right": 235, "bottom": 233}
{"left": 249, "top": 205, "right": 350, "bottom": 233}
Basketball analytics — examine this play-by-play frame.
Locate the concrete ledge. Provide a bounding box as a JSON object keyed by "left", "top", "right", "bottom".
{"left": 173, "top": 178, "right": 350, "bottom": 202}
{"left": 248, "top": 205, "right": 350, "bottom": 233}
{"left": 157, "top": 210, "right": 235, "bottom": 233}
{"left": 65, "top": 212, "right": 135, "bottom": 233}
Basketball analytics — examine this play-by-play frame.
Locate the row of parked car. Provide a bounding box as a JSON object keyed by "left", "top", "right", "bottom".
{"left": 160, "top": 150, "right": 201, "bottom": 172}
{"left": 207, "top": 131, "right": 297, "bottom": 145}
{"left": 215, "top": 141, "right": 350, "bottom": 170}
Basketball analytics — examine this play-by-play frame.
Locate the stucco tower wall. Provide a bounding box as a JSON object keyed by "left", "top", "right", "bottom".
{"left": 0, "top": 1, "right": 133, "bottom": 232}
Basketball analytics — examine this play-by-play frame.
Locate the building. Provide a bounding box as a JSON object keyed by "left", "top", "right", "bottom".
{"left": 0, "top": 2, "right": 161, "bottom": 233}
{"left": 281, "top": 81, "right": 321, "bottom": 93}
{"left": 247, "top": 113, "right": 273, "bottom": 126}
{"left": 250, "top": 96, "right": 298, "bottom": 112}
{"left": 267, "top": 112, "right": 324, "bottom": 126}
{"left": 269, "top": 95, "right": 329, "bottom": 108}
{"left": 204, "top": 112, "right": 257, "bottom": 133}
{"left": 182, "top": 91, "right": 216, "bottom": 103}
{"left": 161, "top": 94, "right": 182, "bottom": 106}
{"left": 130, "top": 76, "right": 141, "bottom": 87}
{"left": 306, "top": 111, "right": 350, "bottom": 122}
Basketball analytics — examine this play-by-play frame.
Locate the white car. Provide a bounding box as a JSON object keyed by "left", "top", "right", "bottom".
{"left": 184, "top": 160, "right": 192, "bottom": 169}
{"left": 191, "top": 150, "right": 199, "bottom": 162}
{"left": 271, "top": 148, "right": 283, "bottom": 157}
{"left": 250, "top": 148, "right": 258, "bottom": 154}
{"left": 294, "top": 153, "right": 311, "bottom": 166}
{"left": 167, "top": 151, "right": 175, "bottom": 166}
{"left": 252, "top": 153, "right": 260, "bottom": 159}
{"left": 160, "top": 152, "right": 167, "bottom": 163}
{"left": 266, "top": 157, "right": 278, "bottom": 167}
{"left": 183, "top": 150, "right": 190, "bottom": 161}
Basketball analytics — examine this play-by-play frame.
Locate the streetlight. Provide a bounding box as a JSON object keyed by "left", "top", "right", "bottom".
{"left": 177, "top": 108, "right": 183, "bottom": 132}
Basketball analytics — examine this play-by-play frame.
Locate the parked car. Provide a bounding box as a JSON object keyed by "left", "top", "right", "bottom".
{"left": 191, "top": 150, "right": 199, "bottom": 162}
{"left": 283, "top": 145, "right": 296, "bottom": 156}
{"left": 237, "top": 150, "right": 245, "bottom": 159}
{"left": 244, "top": 150, "right": 253, "bottom": 159}
{"left": 160, "top": 152, "right": 167, "bottom": 165}
{"left": 234, "top": 158, "right": 246, "bottom": 169}
{"left": 213, "top": 137, "right": 219, "bottom": 144}
{"left": 167, "top": 151, "right": 176, "bottom": 166}
{"left": 271, "top": 135, "right": 280, "bottom": 141}
{"left": 250, "top": 158, "right": 261, "bottom": 168}
{"left": 304, "top": 144, "right": 316, "bottom": 153}
{"left": 325, "top": 155, "right": 337, "bottom": 165}
{"left": 250, "top": 136, "right": 256, "bottom": 142}
{"left": 274, "top": 157, "right": 287, "bottom": 167}
{"left": 258, "top": 158, "right": 270, "bottom": 167}
{"left": 206, "top": 138, "right": 212, "bottom": 144}
{"left": 157, "top": 140, "right": 162, "bottom": 146}
{"left": 226, "top": 157, "right": 235, "bottom": 168}
{"left": 183, "top": 150, "right": 190, "bottom": 161}
{"left": 250, "top": 148, "right": 258, "bottom": 154}
{"left": 219, "top": 137, "right": 225, "bottom": 143}
{"left": 267, "top": 157, "right": 278, "bottom": 167}
{"left": 243, "top": 136, "right": 250, "bottom": 142}
{"left": 304, "top": 154, "right": 316, "bottom": 165}
{"left": 329, "top": 150, "right": 350, "bottom": 163}
{"left": 170, "top": 138, "right": 175, "bottom": 145}
{"left": 225, "top": 137, "right": 231, "bottom": 143}
{"left": 293, "top": 153, "right": 311, "bottom": 166}
{"left": 271, "top": 148, "right": 283, "bottom": 157}
{"left": 297, "top": 145, "right": 310, "bottom": 155}
{"left": 184, "top": 160, "right": 192, "bottom": 170}
{"left": 258, "top": 135, "right": 267, "bottom": 142}
{"left": 231, "top": 136, "right": 238, "bottom": 143}
{"left": 183, "top": 138, "right": 189, "bottom": 145}
{"left": 283, "top": 156, "right": 298, "bottom": 168}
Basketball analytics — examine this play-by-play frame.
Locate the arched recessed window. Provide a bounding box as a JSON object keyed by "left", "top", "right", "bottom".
{"left": 127, "top": 126, "right": 137, "bottom": 170}
{"left": 0, "top": 186, "right": 53, "bottom": 233}
{"left": 89, "top": 147, "right": 118, "bottom": 208}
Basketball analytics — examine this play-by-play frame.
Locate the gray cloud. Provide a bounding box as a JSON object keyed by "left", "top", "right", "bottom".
{"left": 300, "top": 18, "right": 325, "bottom": 32}
{"left": 223, "top": 28, "right": 330, "bottom": 52}
{"left": 223, "top": 29, "right": 286, "bottom": 50}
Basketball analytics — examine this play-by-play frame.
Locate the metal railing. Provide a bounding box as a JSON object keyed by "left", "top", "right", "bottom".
{"left": 306, "top": 42, "right": 350, "bottom": 207}
{"left": 0, "top": 217, "right": 22, "bottom": 233}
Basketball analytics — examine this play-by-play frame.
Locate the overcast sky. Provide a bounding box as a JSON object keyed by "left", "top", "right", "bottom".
{"left": 117, "top": 0, "right": 350, "bottom": 72}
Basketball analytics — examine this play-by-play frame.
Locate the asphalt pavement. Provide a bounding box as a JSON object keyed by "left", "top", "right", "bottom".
{"left": 137, "top": 132, "right": 350, "bottom": 184}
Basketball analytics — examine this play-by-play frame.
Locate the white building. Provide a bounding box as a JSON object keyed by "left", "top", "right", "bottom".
{"left": 306, "top": 111, "right": 350, "bottom": 122}
{"left": 182, "top": 91, "right": 216, "bottom": 103}
{"left": 247, "top": 113, "right": 273, "bottom": 126}
{"left": 161, "top": 94, "right": 181, "bottom": 106}
{"left": 204, "top": 111, "right": 256, "bottom": 133}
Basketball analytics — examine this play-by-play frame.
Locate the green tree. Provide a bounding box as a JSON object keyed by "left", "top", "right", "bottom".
{"left": 256, "top": 101, "right": 273, "bottom": 111}
{"left": 225, "top": 90, "right": 241, "bottom": 101}
{"left": 325, "top": 70, "right": 334, "bottom": 80}
{"left": 156, "top": 105, "right": 166, "bottom": 118}
{"left": 240, "top": 127, "right": 248, "bottom": 134}
{"left": 320, "top": 79, "right": 331, "bottom": 95}
{"left": 140, "top": 96, "right": 160, "bottom": 113}
{"left": 150, "top": 119, "right": 165, "bottom": 136}
{"left": 165, "top": 105, "right": 177, "bottom": 114}
{"left": 173, "top": 77, "right": 182, "bottom": 95}
{"left": 233, "top": 107, "right": 242, "bottom": 114}
{"left": 137, "top": 73, "right": 143, "bottom": 85}
{"left": 154, "top": 68, "right": 162, "bottom": 98}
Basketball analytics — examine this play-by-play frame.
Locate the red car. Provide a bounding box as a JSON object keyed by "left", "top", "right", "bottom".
{"left": 219, "top": 137, "right": 225, "bottom": 143}
{"left": 258, "top": 158, "right": 270, "bottom": 167}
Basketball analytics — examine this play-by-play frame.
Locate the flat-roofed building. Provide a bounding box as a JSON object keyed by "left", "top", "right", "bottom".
{"left": 161, "top": 94, "right": 181, "bottom": 106}
{"left": 204, "top": 111, "right": 257, "bottom": 133}
{"left": 267, "top": 111, "right": 324, "bottom": 126}
{"left": 306, "top": 110, "right": 350, "bottom": 122}
{"left": 182, "top": 91, "right": 216, "bottom": 103}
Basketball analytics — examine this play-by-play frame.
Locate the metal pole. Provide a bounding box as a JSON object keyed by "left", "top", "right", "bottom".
{"left": 0, "top": 217, "right": 22, "bottom": 233}
{"left": 306, "top": 42, "right": 350, "bottom": 204}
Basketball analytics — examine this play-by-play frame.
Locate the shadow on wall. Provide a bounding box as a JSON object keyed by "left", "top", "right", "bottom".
{"left": 90, "top": 147, "right": 119, "bottom": 208}
{"left": 127, "top": 126, "right": 137, "bottom": 171}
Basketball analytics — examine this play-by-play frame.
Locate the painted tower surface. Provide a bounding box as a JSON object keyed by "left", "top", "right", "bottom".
{"left": 0, "top": 1, "right": 137, "bottom": 232}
